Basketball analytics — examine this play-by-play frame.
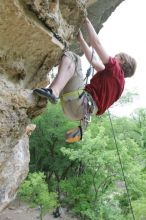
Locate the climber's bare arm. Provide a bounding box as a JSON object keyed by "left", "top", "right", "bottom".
{"left": 77, "top": 30, "right": 105, "bottom": 72}
{"left": 83, "top": 18, "right": 109, "bottom": 65}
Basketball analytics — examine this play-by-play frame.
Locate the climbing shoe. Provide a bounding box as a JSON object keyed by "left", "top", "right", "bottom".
{"left": 65, "top": 126, "right": 82, "bottom": 143}
{"left": 33, "top": 88, "right": 58, "bottom": 104}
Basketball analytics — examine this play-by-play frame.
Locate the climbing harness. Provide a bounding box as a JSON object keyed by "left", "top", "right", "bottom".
{"left": 60, "top": 89, "right": 84, "bottom": 102}
{"left": 108, "top": 110, "right": 136, "bottom": 220}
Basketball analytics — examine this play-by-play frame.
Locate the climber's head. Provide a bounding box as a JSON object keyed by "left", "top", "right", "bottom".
{"left": 115, "top": 52, "right": 137, "bottom": 78}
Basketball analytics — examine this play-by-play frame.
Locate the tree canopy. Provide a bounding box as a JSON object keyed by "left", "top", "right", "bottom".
{"left": 27, "top": 103, "right": 146, "bottom": 219}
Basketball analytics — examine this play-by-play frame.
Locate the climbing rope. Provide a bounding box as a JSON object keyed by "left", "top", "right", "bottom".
{"left": 82, "top": 34, "right": 136, "bottom": 219}
{"left": 108, "top": 110, "right": 136, "bottom": 220}
{"left": 84, "top": 47, "right": 94, "bottom": 85}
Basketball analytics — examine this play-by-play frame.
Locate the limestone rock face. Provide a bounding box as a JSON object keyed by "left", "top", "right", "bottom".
{"left": 0, "top": 0, "right": 124, "bottom": 211}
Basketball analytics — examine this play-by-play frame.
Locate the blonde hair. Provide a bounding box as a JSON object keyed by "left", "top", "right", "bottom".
{"left": 116, "top": 52, "right": 137, "bottom": 78}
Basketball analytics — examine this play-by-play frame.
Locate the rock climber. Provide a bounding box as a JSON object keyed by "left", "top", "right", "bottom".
{"left": 34, "top": 18, "right": 137, "bottom": 143}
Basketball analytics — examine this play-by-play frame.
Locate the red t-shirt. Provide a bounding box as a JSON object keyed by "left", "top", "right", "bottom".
{"left": 85, "top": 57, "right": 125, "bottom": 115}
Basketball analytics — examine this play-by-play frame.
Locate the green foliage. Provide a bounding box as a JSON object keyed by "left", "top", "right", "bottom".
{"left": 30, "top": 104, "right": 76, "bottom": 171}
{"left": 61, "top": 114, "right": 146, "bottom": 219}
{"left": 29, "top": 103, "right": 80, "bottom": 192}
{"left": 18, "top": 172, "right": 58, "bottom": 219}
{"left": 28, "top": 102, "right": 146, "bottom": 220}
{"left": 127, "top": 198, "right": 146, "bottom": 220}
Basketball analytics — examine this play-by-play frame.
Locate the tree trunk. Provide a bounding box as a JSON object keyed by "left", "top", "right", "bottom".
{"left": 40, "top": 204, "right": 43, "bottom": 220}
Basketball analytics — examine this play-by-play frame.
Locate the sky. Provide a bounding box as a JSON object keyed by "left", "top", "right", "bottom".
{"left": 82, "top": 0, "right": 146, "bottom": 116}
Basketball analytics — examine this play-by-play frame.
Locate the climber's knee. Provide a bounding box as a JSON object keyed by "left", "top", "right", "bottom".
{"left": 60, "top": 55, "right": 75, "bottom": 77}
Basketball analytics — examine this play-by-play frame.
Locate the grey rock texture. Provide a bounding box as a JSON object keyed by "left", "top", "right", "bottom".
{"left": 0, "top": 0, "right": 124, "bottom": 212}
